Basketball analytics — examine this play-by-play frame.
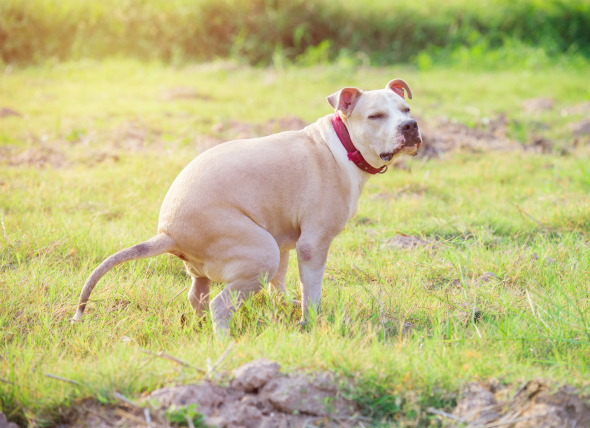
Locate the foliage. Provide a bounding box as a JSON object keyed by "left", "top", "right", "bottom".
{"left": 1, "top": 0, "right": 589, "bottom": 66}
{"left": 165, "top": 404, "right": 206, "bottom": 427}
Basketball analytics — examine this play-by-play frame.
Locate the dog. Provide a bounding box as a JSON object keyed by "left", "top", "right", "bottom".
{"left": 72, "top": 79, "right": 422, "bottom": 335}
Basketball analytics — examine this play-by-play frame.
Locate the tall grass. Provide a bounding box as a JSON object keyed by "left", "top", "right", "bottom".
{"left": 1, "top": 0, "right": 589, "bottom": 66}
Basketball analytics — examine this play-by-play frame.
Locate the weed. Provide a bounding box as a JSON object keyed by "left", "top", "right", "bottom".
{"left": 165, "top": 404, "right": 206, "bottom": 427}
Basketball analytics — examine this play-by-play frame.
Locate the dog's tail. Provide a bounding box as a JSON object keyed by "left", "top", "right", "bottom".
{"left": 72, "top": 233, "right": 177, "bottom": 322}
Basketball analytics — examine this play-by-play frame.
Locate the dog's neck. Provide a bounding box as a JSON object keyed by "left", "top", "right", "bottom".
{"left": 304, "top": 114, "right": 372, "bottom": 219}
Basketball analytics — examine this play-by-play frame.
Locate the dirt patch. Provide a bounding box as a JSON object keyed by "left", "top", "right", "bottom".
{"left": 382, "top": 234, "right": 437, "bottom": 250}
{"left": 418, "top": 115, "right": 520, "bottom": 158}
{"left": 522, "top": 98, "right": 554, "bottom": 113}
{"left": 1, "top": 145, "right": 67, "bottom": 168}
{"left": 261, "top": 116, "right": 307, "bottom": 135}
{"left": 7, "top": 361, "right": 590, "bottom": 428}
{"left": 529, "top": 135, "right": 556, "bottom": 153}
{"left": 0, "top": 412, "right": 19, "bottom": 428}
{"left": 0, "top": 144, "right": 120, "bottom": 168}
{"left": 65, "top": 359, "right": 359, "bottom": 428}
{"left": 426, "top": 272, "right": 499, "bottom": 293}
{"left": 210, "top": 115, "right": 307, "bottom": 141}
{"left": 563, "top": 102, "right": 590, "bottom": 116}
{"left": 570, "top": 118, "right": 590, "bottom": 137}
{"left": 0, "top": 120, "right": 160, "bottom": 168}
{"left": 476, "top": 272, "right": 500, "bottom": 284}
{"left": 0, "top": 107, "right": 22, "bottom": 118}
{"left": 208, "top": 114, "right": 520, "bottom": 160}
{"left": 193, "top": 115, "right": 307, "bottom": 152}
{"left": 1, "top": 111, "right": 579, "bottom": 170}
{"left": 440, "top": 379, "right": 590, "bottom": 427}
{"left": 111, "top": 121, "right": 164, "bottom": 151}
{"left": 161, "top": 86, "right": 212, "bottom": 101}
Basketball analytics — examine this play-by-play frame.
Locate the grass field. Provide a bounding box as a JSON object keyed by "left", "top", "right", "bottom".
{"left": 1, "top": 60, "right": 590, "bottom": 426}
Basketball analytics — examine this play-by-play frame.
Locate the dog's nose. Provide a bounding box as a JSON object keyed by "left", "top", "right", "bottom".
{"left": 401, "top": 119, "right": 418, "bottom": 133}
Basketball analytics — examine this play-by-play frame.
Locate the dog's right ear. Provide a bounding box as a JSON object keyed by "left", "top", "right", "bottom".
{"left": 386, "top": 79, "right": 413, "bottom": 100}
{"left": 326, "top": 87, "right": 362, "bottom": 117}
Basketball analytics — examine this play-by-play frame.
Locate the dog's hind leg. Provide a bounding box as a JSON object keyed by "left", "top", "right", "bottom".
{"left": 72, "top": 233, "right": 178, "bottom": 322}
{"left": 188, "top": 276, "right": 211, "bottom": 318}
{"left": 208, "top": 227, "right": 280, "bottom": 336}
{"left": 210, "top": 287, "right": 255, "bottom": 336}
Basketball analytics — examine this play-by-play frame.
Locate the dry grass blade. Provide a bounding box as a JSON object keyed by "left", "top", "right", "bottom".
{"left": 426, "top": 407, "right": 467, "bottom": 422}
{"left": 513, "top": 203, "right": 551, "bottom": 230}
{"left": 1, "top": 211, "right": 9, "bottom": 248}
{"left": 208, "top": 341, "right": 235, "bottom": 377}
{"left": 166, "top": 286, "right": 188, "bottom": 304}
{"left": 31, "top": 238, "right": 65, "bottom": 257}
{"left": 114, "top": 408, "right": 150, "bottom": 426}
{"left": 113, "top": 391, "right": 141, "bottom": 408}
{"left": 481, "top": 415, "right": 544, "bottom": 427}
{"left": 352, "top": 264, "right": 371, "bottom": 278}
{"left": 0, "top": 378, "right": 14, "bottom": 384}
{"left": 45, "top": 373, "right": 80, "bottom": 385}
{"left": 140, "top": 349, "right": 206, "bottom": 373}
{"left": 184, "top": 413, "right": 195, "bottom": 428}
{"left": 144, "top": 408, "right": 152, "bottom": 427}
{"left": 84, "top": 405, "right": 115, "bottom": 425}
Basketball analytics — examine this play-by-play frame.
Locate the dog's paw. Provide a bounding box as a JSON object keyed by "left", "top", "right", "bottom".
{"left": 71, "top": 310, "right": 84, "bottom": 324}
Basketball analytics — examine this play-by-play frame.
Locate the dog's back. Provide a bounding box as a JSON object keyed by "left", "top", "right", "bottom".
{"left": 157, "top": 129, "right": 349, "bottom": 259}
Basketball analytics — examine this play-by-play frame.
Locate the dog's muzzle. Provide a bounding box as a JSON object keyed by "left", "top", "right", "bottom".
{"left": 379, "top": 121, "right": 422, "bottom": 160}
{"left": 401, "top": 119, "right": 421, "bottom": 156}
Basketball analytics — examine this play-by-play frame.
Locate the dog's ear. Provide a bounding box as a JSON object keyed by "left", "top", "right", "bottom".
{"left": 326, "top": 87, "right": 363, "bottom": 117}
{"left": 386, "top": 79, "right": 412, "bottom": 100}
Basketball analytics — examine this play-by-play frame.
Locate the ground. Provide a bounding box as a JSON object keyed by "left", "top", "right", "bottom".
{"left": 1, "top": 60, "right": 590, "bottom": 427}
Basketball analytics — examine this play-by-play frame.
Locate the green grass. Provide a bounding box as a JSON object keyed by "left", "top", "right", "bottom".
{"left": 1, "top": 61, "right": 590, "bottom": 427}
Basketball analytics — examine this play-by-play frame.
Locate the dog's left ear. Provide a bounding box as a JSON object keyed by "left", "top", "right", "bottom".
{"left": 386, "top": 79, "right": 413, "bottom": 100}
{"left": 326, "top": 87, "right": 363, "bottom": 117}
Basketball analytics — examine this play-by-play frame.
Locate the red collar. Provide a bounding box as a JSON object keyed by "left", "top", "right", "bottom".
{"left": 331, "top": 113, "right": 387, "bottom": 175}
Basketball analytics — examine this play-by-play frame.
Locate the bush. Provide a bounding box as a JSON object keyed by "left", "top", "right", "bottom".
{"left": 1, "top": 0, "right": 589, "bottom": 65}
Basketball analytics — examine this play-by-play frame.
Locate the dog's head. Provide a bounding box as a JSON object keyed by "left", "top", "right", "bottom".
{"left": 327, "top": 79, "right": 422, "bottom": 167}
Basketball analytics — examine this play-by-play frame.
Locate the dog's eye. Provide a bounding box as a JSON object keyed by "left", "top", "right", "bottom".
{"left": 368, "top": 114, "right": 384, "bottom": 119}
{"left": 404, "top": 108, "right": 411, "bottom": 114}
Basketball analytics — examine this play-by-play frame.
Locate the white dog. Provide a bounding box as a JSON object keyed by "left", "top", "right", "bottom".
{"left": 73, "top": 79, "right": 422, "bottom": 335}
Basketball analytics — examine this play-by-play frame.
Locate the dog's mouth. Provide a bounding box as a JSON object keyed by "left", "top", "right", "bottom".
{"left": 380, "top": 136, "right": 423, "bottom": 161}
{"left": 406, "top": 139, "right": 422, "bottom": 157}
{"left": 379, "top": 152, "right": 395, "bottom": 162}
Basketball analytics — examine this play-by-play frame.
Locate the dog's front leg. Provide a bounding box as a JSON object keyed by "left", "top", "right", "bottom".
{"left": 296, "top": 238, "right": 330, "bottom": 325}
{"left": 268, "top": 250, "right": 289, "bottom": 296}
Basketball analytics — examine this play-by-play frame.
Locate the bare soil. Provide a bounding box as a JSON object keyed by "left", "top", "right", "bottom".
{"left": 3, "top": 361, "right": 590, "bottom": 427}
{"left": 3, "top": 109, "right": 589, "bottom": 168}
{"left": 382, "top": 234, "right": 437, "bottom": 250}
{"left": 62, "top": 359, "right": 360, "bottom": 428}
{"left": 417, "top": 114, "right": 521, "bottom": 158}
{"left": 443, "top": 379, "right": 590, "bottom": 427}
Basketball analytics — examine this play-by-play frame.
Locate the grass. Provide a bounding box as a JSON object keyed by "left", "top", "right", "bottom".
{"left": 1, "top": 60, "right": 590, "bottom": 427}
